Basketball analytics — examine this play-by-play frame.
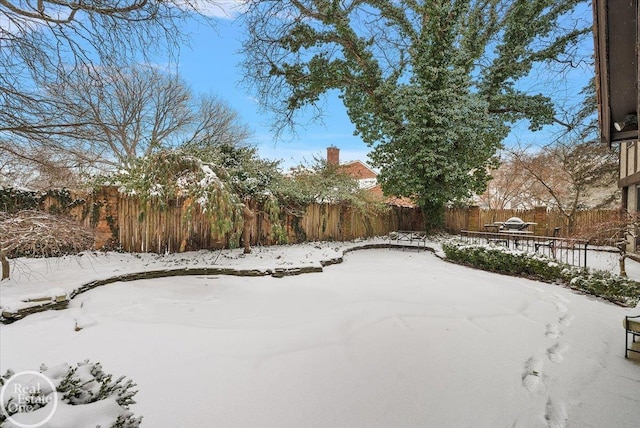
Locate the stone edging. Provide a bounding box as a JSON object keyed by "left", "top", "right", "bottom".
{"left": 1, "top": 243, "right": 435, "bottom": 324}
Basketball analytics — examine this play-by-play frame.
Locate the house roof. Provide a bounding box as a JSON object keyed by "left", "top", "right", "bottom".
{"left": 340, "top": 160, "right": 378, "bottom": 179}
{"left": 592, "top": 0, "right": 639, "bottom": 146}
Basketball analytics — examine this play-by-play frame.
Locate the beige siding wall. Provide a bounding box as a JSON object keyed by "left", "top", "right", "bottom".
{"left": 627, "top": 143, "right": 633, "bottom": 176}
{"left": 629, "top": 186, "right": 638, "bottom": 212}
{"left": 621, "top": 141, "right": 627, "bottom": 179}
{"left": 620, "top": 141, "right": 640, "bottom": 180}
{"left": 618, "top": 141, "right": 640, "bottom": 252}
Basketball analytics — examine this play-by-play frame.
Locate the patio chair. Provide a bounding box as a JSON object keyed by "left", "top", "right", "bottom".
{"left": 534, "top": 227, "right": 561, "bottom": 253}
{"left": 624, "top": 315, "right": 640, "bottom": 358}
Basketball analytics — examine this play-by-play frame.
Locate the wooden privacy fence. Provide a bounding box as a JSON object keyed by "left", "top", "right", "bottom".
{"left": 445, "top": 206, "right": 624, "bottom": 242}
{"left": 117, "top": 198, "right": 424, "bottom": 253}
{"left": 2, "top": 186, "right": 627, "bottom": 252}
{"left": 445, "top": 207, "right": 544, "bottom": 234}
{"left": 112, "top": 202, "right": 624, "bottom": 252}
{"left": 1, "top": 186, "right": 424, "bottom": 253}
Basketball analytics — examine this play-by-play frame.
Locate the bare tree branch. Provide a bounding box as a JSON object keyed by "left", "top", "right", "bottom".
{"left": 1, "top": 0, "right": 229, "bottom": 184}
{"left": 0, "top": 210, "right": 94, "bottom": 280}
{"left": 1, "top": 64, "right": 251, "bottom": 185}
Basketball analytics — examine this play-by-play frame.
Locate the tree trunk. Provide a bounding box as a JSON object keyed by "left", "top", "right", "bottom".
{"left": 242, "top": 204, "right": 256, "bottom": 254}
{"left": 421, "top": 200, "right": 445, "bottom": 233}
{"left": 620, "top": 254, "right": 628, "bottom": 278}
{"left": 1, "top": 250, "right": 9, "bottom": 281}
{"left": 617, "top": 241, "right": 628, "bottom": 277}
{"left": 566, "top": 215, "right": 576, "bottom": 236}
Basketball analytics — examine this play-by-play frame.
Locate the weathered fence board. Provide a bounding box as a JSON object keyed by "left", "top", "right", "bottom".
{"left": 1, "top": 186, "right": 627, "bottom": 253}
{"left": 445, "top": 206, "right": 623, "bottom": 242}
{"left": 111, "top": 196, "right": 424, "bottom": 253}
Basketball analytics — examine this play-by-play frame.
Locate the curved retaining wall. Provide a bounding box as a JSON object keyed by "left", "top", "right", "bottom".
{"left": 1, "top": 243, "right": 434, "bottom": 324}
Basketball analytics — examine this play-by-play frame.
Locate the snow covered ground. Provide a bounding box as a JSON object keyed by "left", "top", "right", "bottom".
{"left": 0, "top": 239, "right": 373, "bottom": 315}
{"left": 1, "top": 241, "right": 640, "bottom": 427}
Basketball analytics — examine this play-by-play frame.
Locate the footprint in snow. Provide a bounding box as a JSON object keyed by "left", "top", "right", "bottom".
{"left": 545, "top": 323, "right": 560, "bottom": 339}
{"left": 554, "top": 301, "right": 568, "bottom": 313}
{"left": 559, "top": 314, "right": 574, "bottom": 328}
{"left": 545, "top": 397, "right": 567, "bottom": 428}
{"left": 547, "top": 343, "right": 570, "bottom": 363}
{"left": 522, "top": 357, "right": 544, "bottom": 392}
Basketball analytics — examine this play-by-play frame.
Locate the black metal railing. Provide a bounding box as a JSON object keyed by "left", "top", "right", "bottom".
{"left": 459, "top": 230, "right": 589, "bottom": 268}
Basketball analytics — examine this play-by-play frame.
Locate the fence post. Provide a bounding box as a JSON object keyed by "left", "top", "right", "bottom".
{"left": 467, "top": 205, "right": 480, "bottom": 232}
{"left": 533, "top": 206, "right": 547, "bottom": 236}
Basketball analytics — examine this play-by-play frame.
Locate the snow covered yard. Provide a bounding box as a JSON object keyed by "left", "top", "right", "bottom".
{"left": 1, "top": 247, "right": 640, "bottom": 427}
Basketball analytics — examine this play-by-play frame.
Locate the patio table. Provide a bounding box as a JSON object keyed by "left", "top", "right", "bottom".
{"left": 484, "top": 217, "right": 536, "bottom": 248}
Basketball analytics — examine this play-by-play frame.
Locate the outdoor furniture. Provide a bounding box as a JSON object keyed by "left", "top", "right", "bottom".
{"left": 503, "top": 229, "right": 535, "bottom": 248}
{"left": 389, "top": 230, "right": 427, "bottom": 250}
{"left": 485, "top": 232, "right": 508, "bottom": 247}
{"left": 484, "top": 217, "right": 536, "bottom": 247}
{"left": 459, "top": 229, "right": 589, "bottom": 268}
{"left": 483, "top": 223, "right": 501, "bottom": 232}
{"left": 534, "top": 227, "right": 561, "bottom": 253}
{"left": 624, "top": 315, "right": 640, "bottom": 359}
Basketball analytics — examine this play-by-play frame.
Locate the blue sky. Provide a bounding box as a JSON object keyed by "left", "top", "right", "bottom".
{"left": 176, "top": 17, "right": 370, "bottom": 170}
{"left": 173, "top": 3, "right": 594, "bottom": 170}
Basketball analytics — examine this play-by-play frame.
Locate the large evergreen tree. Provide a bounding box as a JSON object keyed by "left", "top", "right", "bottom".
{"left": 241, "top": 0, "right": 589, "bottom": 230}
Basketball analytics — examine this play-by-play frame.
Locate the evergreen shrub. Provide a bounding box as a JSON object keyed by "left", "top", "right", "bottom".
{"left": 442, "top": 241, "right": 640, "bottom": 307}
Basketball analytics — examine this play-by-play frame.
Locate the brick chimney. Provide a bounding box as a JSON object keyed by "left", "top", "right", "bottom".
{"left": 327, "top": 146, "right": 340, "bottom": 166}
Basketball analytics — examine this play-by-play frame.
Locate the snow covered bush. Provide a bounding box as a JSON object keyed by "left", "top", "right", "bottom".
{"left": 442, "top": 241, "right": 640, "bottom": 307}
{"left": 0, "top": 210, "right": 94, "bottom": 280}
{"left": 567, "top": 270, "right": 640, "bottom": 307}
{"left": 442, "top": 242, "right": 567, "bottom": 282}
{"left": 105, "top": 150, "right": 239, "bottom": 232}
{"left": 0, "top": 361, "right": 141, "bottom": 427}
{"left": 95, "top": 147, "right": 388, "bottom": 254}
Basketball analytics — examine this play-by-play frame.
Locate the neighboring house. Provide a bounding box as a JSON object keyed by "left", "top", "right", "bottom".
{"left": 326, "top": 146, "right": 414, "bottom": 207}
{"left": 327, "top": 146, "right": 378, "bottom": 190}
{"left": 593, "top": 0, "right": 640, "bottom": 249}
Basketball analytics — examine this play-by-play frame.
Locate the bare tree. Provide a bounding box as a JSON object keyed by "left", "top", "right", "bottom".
{"left": 0, "top": 0, "right": 231, "bottom": 179}
{"left": 482, "top": 78, "right": 619, "bottom": 229}
{"left": 574, "top": 210, "right": 640, "bottom": 277}
{"left": 0, "top": 143, "right": 88, "bottom": 189}
{"left": 1, "top": 65, "right": 252, "bottom": 181}
{"left": 0, "top": 210, "right": 94, "bottom": 280}
{"left": 185, "top": 96, "right": 253, "bottom": 151}
{"left": 42, "top": 65, "right": 194, "bottom": 169}
{"left": 479, "top": 154, "right": 542, "bottom": 210}
{"left": 509, "top": 140, "right": 619, "bottom": 233}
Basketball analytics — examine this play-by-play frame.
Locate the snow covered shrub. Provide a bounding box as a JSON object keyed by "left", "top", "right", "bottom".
{"left": 0, "top": 361, "right": 141, "bottom": 427}
{"left": 567, "top": 270, "right": 640, "bottom": 307}
{"left": 0, "top": 210, "right": 94, "bottom": 258}
{"left": 442, "top": 241, "right": 640, "bottom": 307}
{"left": 441, "top": 242, "right": 566, "bottom": 282}
{"left": 0, "top": 210, "right": 95, "bottom": 280}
